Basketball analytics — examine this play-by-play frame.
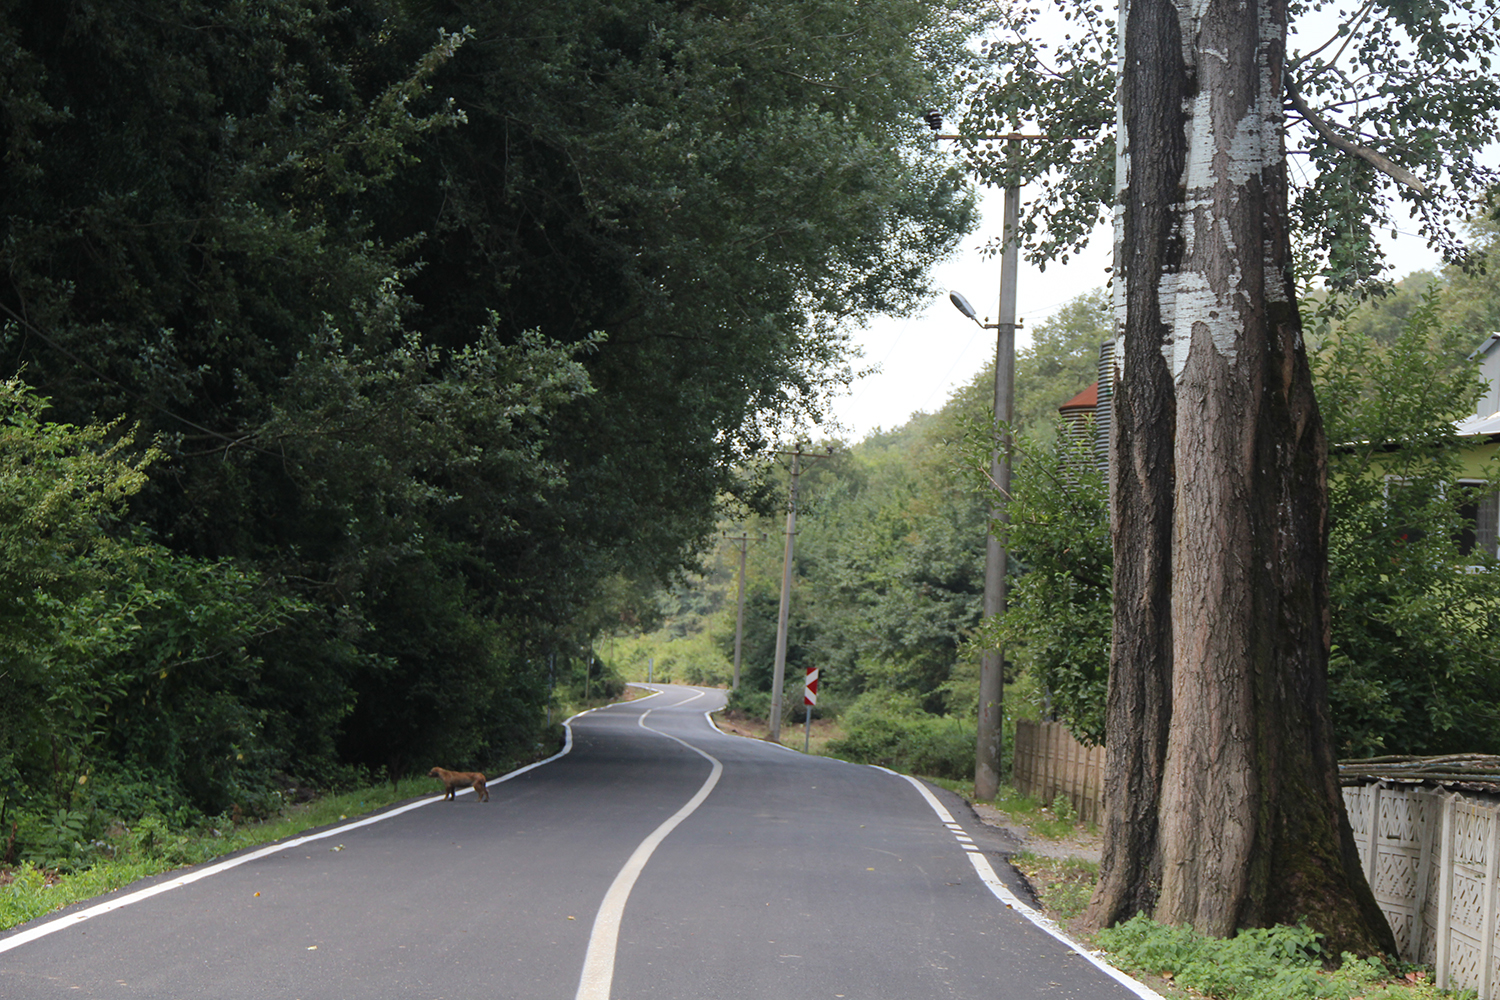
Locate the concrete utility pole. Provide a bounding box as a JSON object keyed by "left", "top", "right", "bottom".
{"left": 722, "top": 530, "right": 764, "bottom": 691}
{"left": 950, "top": 153, "right": 1021, "bottom": 802}
{"left": 768, "top": 444, "right": 830, "bottom": 742}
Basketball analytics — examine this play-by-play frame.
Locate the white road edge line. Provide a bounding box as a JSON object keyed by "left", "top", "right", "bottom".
{"left": 0, "top": 719, "right": 581, "bottom": 956}
{"left": 682, "top": 692, "right": 1163, "bottom": 999}
{"left": 893, "top": 773, "right": 1167, "bottom": 1000}
{"left": 575, "top": 694, "right": 723, "bottom": 1000}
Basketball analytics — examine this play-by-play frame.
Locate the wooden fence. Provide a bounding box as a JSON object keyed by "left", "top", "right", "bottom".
{"left": 1011, "top": 719, "right": 1105, "bottom": 826}
{"left": 1344, "top": 783, "right": 1500, "bottom": 998}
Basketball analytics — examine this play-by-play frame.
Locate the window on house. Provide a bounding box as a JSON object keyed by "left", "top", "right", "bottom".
{"left": 1456, "top": 480, "right": 1499, "bottom": 559}
{"left": 1383, "top": 478, "right": 1432, "bottom": 547}
{"left": 1383, "top": 477, "right": 1499, "bottom": 558}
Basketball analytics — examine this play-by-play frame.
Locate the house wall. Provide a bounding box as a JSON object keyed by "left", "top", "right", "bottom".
{"left": 1459, "top": 439, "right": 1500, "bottom": 480}
{"left": 1474, "top": 335, "right": 1500, "bottom": 419}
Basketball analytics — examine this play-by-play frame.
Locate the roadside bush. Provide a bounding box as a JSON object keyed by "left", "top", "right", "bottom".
{"left": 1317, "top": 301, "right": 1500, "bottom": 757}
{"left": 12, "top": 809, "right": 99, "bottom": 874}
{"left": 825, "top": 694, "right": 975, "bottom": 779}
{"left": 554, "top": 655, "right": 627, "bottom": 715}
{"left": 725, "top": 687, "right": 773, "bottom": 719}
{"left": 651, "top": 632, "right": 732, "bottom": 687}
{"left": 723, "top": 684, "right": 849, "bottom": 726}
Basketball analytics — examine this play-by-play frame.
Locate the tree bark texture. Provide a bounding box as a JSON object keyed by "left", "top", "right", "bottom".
{"left": 1083, "top": 0, "right": 1183, "bottom": 931}
{"left": 1087, "top": 0, "right": 1397, "bottom": 957}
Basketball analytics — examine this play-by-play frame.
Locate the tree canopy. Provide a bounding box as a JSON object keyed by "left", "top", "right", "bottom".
{"left": 953, "top": 0, "right": 1500, "bottom": 291}
{"left": 0, "top": 0, "right": 981, "bottom": 861}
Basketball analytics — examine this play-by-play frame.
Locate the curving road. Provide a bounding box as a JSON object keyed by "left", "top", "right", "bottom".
{"left": 0, "top": 684, "right": 1160, "bottom": 999}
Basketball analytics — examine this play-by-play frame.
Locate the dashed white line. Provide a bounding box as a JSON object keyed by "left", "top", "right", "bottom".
{"left": 894, "top": 773, "right": 1168, "bottom": 1000}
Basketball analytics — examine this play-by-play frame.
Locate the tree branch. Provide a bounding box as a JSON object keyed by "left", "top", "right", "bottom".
{"left": 1285, "top": 77, "right": 1431, "bottom": 198}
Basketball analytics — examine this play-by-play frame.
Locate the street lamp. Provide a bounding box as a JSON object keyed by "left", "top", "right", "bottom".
{"left": 949, "top": 290, "right": 982, "bottom": 324}
{"left": 950, "top": 178, "right": 1021, "bottom": 803}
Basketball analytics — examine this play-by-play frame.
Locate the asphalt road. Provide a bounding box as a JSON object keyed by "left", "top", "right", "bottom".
{"left": 0, "top": 684, "right": 1160, "bottom": 999}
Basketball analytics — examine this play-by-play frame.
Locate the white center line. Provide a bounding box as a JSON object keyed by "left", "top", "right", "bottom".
{"left": 574, "top": 692, "right": 723, "bottom": 1000}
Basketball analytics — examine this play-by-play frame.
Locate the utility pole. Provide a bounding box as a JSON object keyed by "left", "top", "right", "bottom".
{"left": 722, "top": 530, "right": 764, "bottom": 691}
{"left": 768, "top": 444, "right": 831, "bottom": 742}
{"left": 949, "top": 140, "right": 1022, "bottom": 802}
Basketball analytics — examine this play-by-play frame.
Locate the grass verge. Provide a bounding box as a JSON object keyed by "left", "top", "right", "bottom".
{"left": 1, "top": 778, "right": 435, "bottom": 933}
{"left": 1097, "top": 916, "right": 1474, "bottom": 1000}
{"left": 711, "top": 709, "right": 847, "bottom": 754}
{"left": 924, "top": 778, "right": 1093, "bottom": 840}
{"left": 1010, "top": 852, "right": 1099, "bottom": 924}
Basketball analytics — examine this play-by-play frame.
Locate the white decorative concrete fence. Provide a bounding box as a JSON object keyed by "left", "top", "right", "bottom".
{"left": 1344, "top": 782, "right": 1500, "bottom": 997}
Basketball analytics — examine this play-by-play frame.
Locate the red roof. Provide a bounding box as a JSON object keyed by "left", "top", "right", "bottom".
{"left": 1059, "top": 382, "right": 1098, "bottom": 413}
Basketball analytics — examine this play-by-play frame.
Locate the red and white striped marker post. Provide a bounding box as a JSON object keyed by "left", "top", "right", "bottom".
{"left": 802, "top": 666, "right": 819, "bottom": 753}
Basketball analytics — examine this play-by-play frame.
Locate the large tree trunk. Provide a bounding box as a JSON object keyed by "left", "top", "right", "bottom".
{"left": 1082, "top": 0, "right": 1182, "bottom": 929}
{"left": 1086, "top": 0, "right": 1396, "bottom": 957}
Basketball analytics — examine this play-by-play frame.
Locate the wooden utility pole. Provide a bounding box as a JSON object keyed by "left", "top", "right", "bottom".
{"left": 768, "top": 444, "right": 830, "bottom": 742}
{"left": 977, "top": 176, "right": 1020, "bottom": 801}
{"left": 948, "top": 143, "right": 1021, "bottom": 802}
{"left": 722, "top": 530, "right": 763, "bottom": 691}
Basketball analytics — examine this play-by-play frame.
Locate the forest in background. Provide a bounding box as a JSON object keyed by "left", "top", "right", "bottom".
{"left": 626, "top": 215, "right": 1500, "bottom": 774}
{"left": 0, "top": 0, "right": 986, "bottom": 869}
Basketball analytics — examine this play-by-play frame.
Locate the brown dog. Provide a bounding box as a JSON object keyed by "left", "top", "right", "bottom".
{"left": 428, "top": 766, "right": 490, "bottom": 802}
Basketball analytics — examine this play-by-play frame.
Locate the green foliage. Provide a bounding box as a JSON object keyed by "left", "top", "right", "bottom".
{"left": 953, "top": 2, "right": 1116, "bottom": 265}
{"left": 372, "top": 0, "right": 985, "bottom": 601}
{"left": 1283, "top": 1, "right": 1500, "bottom": 288}
{"left": 622, "top": 289, "right": 1113, "bottom": 759}
{"left": 724, "top": 686, "right": 775, "bottom": 721}
{"left": 718, "top": 584, "right": 824, "bottom": 697}
{"left": 987, "top": 785, "right": 1087, "bottom": 839}
{"left": 955, "top": 280, "right": 1500, "bottom": 757}
{"left": 1310, "top": 214, "right": 1500, "bottom": 351}
{"left": 1050, "top": 792, "right": 1078, "bottom": 825}
{"left": 1329, "top": 272, "right": 1442, "bottom": 348}
{"left": 945, "top": 290, "right": 1114, "bottom": 446}
{"left": 1099, "top": 917, "right": 1329, "bottom": 998}
{"left": 972, "top": 421, "right": 1111, "bottom": 744}
{"left": 956, "top": 0, "right": 1500, "bottom": 292}
{"left": 552, "top": 655, "right": 627, "bottom": 717}
{"left": 823, "top": 694, "right": 976, "bottom": 779}
{"left": 1314, "top": 291, "right": 1500, "bottom": 756}
{"left": 1097, "top": 915, "right": 1466, "bottom": 1000}
{"left": 654, "top": 634, "right": 734, "bottom": 688}
{"left": 1438, "top": 215, "right": 1500, "bottom": 340}
{"left": 1014, "top": 291, "right": 1114, "bottom": 441}
{"left": 0, "top": 381, "right": 322, "bottom": 852}
{"left": 0, "top": 0, "right": 983, "bottom": 867}
{"left": 945, "top": 289, "right": 1113, "bottom": 743}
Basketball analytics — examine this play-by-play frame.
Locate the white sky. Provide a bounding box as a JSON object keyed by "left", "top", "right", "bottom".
{"left": 824, "top": 180, "right": 1446, "bottom": 443}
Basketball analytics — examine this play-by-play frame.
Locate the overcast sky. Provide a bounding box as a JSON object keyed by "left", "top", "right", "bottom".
{"left": 823, "top": 180, "right": 1445, "bottom": 444}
